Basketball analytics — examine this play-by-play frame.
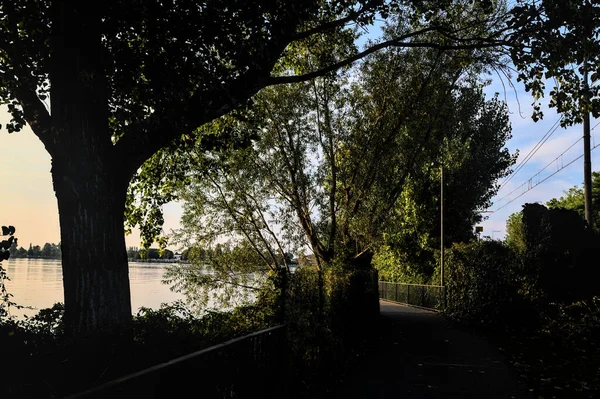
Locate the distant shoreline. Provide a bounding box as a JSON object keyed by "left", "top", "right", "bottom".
{"left": 7, "top": 257, "right": 190, "bottom": 265}
{"left": 128, "top": 259, "right": 191, "bottom": 264}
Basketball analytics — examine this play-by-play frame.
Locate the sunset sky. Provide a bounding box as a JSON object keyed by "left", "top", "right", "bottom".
{"left": 1, "top": 58, "right": 599, "bottom": 250}
{"left": 0, "top": 112, "right": 183, "bottom": 250}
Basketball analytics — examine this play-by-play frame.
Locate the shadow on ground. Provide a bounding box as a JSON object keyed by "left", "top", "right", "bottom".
{"left": 333, "top": 300, "right": 533, "bottom": 398}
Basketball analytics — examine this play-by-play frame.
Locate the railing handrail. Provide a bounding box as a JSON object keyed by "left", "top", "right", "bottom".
{"left": 378, "top": 281, "right": 444, "bottom": 289}
{"left": 62, "top": 324, "right": 286, "bottom": 399}
{"left": 378, "top": 281, "right": 445, "bottom": 311}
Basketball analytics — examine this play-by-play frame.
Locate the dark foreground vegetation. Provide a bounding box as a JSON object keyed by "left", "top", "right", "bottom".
{"left": 440, "top": 203, "right": 600, "bottom": 399}
{"left": 370, "top": 168, "right": 600, "bottom": 398}
{"left": 1, "top": 264, "right": 379, "bottom": 398}
{"left": 3, "top": 200, "right": 600, "bottom": 398}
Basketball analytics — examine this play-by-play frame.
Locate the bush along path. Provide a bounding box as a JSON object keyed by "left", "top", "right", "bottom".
{"left": 337, "top": 300, "right": 532, "bottom": 399}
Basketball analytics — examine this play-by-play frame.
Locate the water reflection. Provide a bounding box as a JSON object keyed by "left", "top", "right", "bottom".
{"left": 3, "top": 258, "right": 185, "bottom": 318}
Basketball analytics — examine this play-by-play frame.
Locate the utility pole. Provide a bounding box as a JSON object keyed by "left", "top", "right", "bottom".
{"left": 584, "top": 57, "right": 593, "bottom": 228}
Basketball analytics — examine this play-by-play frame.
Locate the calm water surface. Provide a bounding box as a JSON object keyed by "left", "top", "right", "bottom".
{"left": 3, "top": 258, "right": 185, "bottom": 318}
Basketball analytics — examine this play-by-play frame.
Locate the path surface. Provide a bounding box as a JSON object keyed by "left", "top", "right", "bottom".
{"left": 337, "top": 300, "right": 532, "bottom": 398}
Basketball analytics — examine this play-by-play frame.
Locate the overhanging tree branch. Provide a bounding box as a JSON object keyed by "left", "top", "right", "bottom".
{"left": 207, "top": 171, "right": 276, "bottom": 270}
{"left": 293, "top": 14, "right": 360, "bottom": 42}
{"left": 114, "top": 18, "right": 513, "bottom": 179}
{"left": 11, "top": 82, "right": 55, "bottom": 157}
{"left": 268, "top": 34, "right": 511, "bottom": 86}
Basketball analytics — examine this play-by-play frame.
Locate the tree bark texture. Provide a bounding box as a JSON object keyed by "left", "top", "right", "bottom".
{"left": 50, "top": 1, "right": 132, "bottom": 337}
{"left": 53, "top": 167, "right": 132, "bottom": 336}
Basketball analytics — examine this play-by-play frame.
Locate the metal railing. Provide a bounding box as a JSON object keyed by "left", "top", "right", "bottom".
{"left": 63, "top": 324, "right": 286, "bottom": 399}
{"left": 379, "top": 281, "right": 445, "bottom": 311}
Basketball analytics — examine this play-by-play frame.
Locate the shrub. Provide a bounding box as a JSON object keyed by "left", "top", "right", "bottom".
{"left": 372, "top": 243, "right": 435, "bottom": 284}
{"left": 1, "top": 225, "right": 17, "bottom": 319}
{"left": 444, "top": 240, "right": 524, "bottom": 327}
{"left": 283, "top": 264, "right": 379, "bottom": 394}
{"left": 508, "top": 203, "right": 600, "bottom": 305}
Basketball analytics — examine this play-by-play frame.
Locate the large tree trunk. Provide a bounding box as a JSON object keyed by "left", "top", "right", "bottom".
{"left": 53, "top": 165, "right": 132, "bottom": 337}
{"left": 50, "top": 1, "right": 133, "bottom": 337}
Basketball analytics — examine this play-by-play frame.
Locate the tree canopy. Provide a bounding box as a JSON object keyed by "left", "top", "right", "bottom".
{"left": 0, "top": 0, "right": 518, "bottom": 336}
{"left": 509, "top": 0, "right": 600, "bottom": 125}
{"left": 167, "top": 10, "right": 516, "bottom": 302}
{"left": 546, "top": 171, "right": 600, "bottom": 231}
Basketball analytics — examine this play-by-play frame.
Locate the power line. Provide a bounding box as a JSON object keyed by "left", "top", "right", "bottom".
{"left": 490, "top": 119, "right": 600, "bottom": 214}
{"left": 498, "top": 117, "right": 562, "bottom": 191}
{"left": 494, "top": 136, "right": 582, "bottom": 208}
{"left": 494, "top": 137, "right": 600, "bottom": 212}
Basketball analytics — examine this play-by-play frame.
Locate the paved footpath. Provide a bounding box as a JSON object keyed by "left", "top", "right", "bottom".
{"left": 337, "top": 300, "right": 533, "bottom": 399}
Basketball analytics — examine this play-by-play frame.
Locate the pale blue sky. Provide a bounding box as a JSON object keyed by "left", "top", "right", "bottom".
{"left": 480, "top": 74, "right": 600, "bottom": 240}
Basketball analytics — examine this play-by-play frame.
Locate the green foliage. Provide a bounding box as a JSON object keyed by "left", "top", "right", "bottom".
{"left": 542, "top": 297, "right": 600, "bottom": 349}
{"left": 20, "top": 302, "right": 65, "bottom": 336}
{"left": 372, "top": 243, "right": 434, "bottom": 283}
{"left": 163, "top": 242, "right": 269, "bottom": 313}
{"left": 507, "top": 203, "right": 600, "bottom": 304}
{"left": 509, "top": 0, "right": 600, "bottom": 124}
{"left": 138, "top": 247, "right": 174, "bottom": 260}
{"left": 505, "top": 211, "right": 526, "bottom": 255}
{"left": 444, "top": 240, "right": 521, "bottom": 326}
{"left": 132, "top": 300, "right": 275, "bottom": 362}
{"left": 0, "top": 0, "right": 396, "bottom": 336}
{"left": 372, "top": 82, "right": 516, "bottom": 282}
{"left": 546, "top": 171, "right": 600, "bottom": 232}
{"left": 0, "top": 225, "right": 16, "bottom": 260}
{"left": 1, "top": 225, "right": 17, "bottom": 319}
{"left": 2, "top": 273, "right": 378, "bottom": 397}
{"left": 364, "top": 11, "right": 516, "bottom": 281}
{"left": 116, "top": 0, "right": 516, "bottom": 253}
{"left": 175, "top": 21, "right": 516, "bottom": 292}
{"left": 1, "top": 299, "right": 277, "bottom": 398}
{"left": 529, "top": 297, "right": 600, "bottom": 397}
{"left": 284, "top": 264, "right": 379, "bottom": 394}
{"left": 2, "top": 0, "right": 517, "bottom": 336}
{"left": 445, "top": 207, "right": 600, "bottom": 397}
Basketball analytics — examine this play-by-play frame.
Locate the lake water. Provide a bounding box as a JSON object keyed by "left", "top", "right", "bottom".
{"left": 2, "top": 258, "right": 185, "bottom": 318}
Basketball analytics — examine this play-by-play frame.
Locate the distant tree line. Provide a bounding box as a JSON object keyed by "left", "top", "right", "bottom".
{"left": 9, "top": 242, "right": 181, "bottom": 261}
{"left": 9, "top": 242, "right": 61, "bottom": 259}
{"left": 127, "top": 246, "right": 175, "bottom": 261}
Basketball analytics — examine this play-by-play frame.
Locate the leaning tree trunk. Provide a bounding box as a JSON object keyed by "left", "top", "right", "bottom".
{"left": 50, "top": 1, "right": 133, "bottom": 337}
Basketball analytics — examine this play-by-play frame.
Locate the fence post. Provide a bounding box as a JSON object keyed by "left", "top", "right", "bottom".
{"left": 395, "top": 282, "right": 398, "bottom": 302}
{"left": 407, "top": 284, "right": 410, "bottom": 305}
{"left": 443, "top": 286, "right": 447, "bottom": 310}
